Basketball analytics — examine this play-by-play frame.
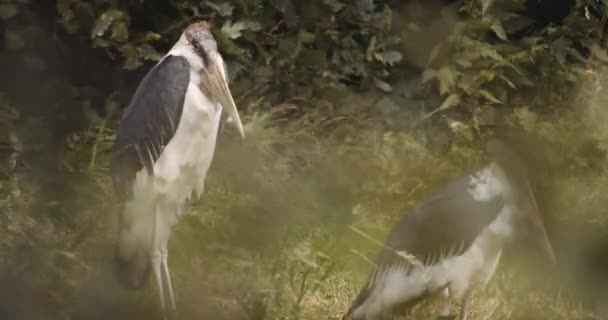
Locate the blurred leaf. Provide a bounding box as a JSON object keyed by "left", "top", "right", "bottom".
{"left": 145, "top": 32, "right": 161, "bottom": 42}
{"left": 110, "top": 21, "right": 129, "bottom": 43}
{"left": 298, "top": 30, "right": 316, "bottom": 45}
{"left": 481, "top": 0, "right": 496, "bottom": 15}
{"left": 121, "top": 44, "right": 141, "bottom": 70}
{"left": 221, "top": 20, "right": 247, "bottom": 39}
{"left": 5, "top": 30, "right": 24, "bottom": 51}
{"left": 205, "top": 1, "right": 234, "bottom": 17}
{"left": 491, "top": 21, "right": 508, "bottom": 41}
{"left": 0, "top": 3, "right": 17, "bottom": 20}
{"left": 422, "top": 67, "right": 460, "bottom": 95}
{"left": 373, "top": 77, "right": 392, "bottom": 93}
{"left": 139, "top": 44, "right": 163, "bottom": 61}
{"left": 91, "top": 38, "right": 110, "bottom": 48}
{"left": 427, "top": 43, "right": 442, "bottom": 66}
{"left": 215, "top": 30, "right": 250, "bottom": 62}
{"left": 439, "top": 93, "right": 461, "bottom": 111}
{"left": 374, "top": 50, "right": 402, "bottom": 66}
{"left": 90, "top": 9, "right": 127, "bottom": 39}
{"left": 323, "top": 0, "right": 345, "bottom": 13}
{"left": 479, "top": 89, "right": 502, "bottom": 104}
{"left": 241, "top": 19, "right": 263, "bottom": 32}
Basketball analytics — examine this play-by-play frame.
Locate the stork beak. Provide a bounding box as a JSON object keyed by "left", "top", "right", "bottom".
{"left": 530, "top": 212, "right": 557, "bottom": 265}
{"left": 199, "top": 52, "right": 245, "bottom": 139}
{"left": 524, "top": 191, "right": 557, "bottom": 265}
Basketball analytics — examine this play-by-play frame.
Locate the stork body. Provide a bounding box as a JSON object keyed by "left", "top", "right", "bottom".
{"left": 111, "top": 22, "right": 244, "bottom": 318}
{"left": 344, "top": 140, "right": 555, "bottom": 320}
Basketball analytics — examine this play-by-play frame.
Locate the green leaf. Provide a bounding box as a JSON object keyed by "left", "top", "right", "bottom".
{"left": 373, "top": 77, "right": 392, "bottom": 93}
{"left": 439, "top": 93, "right": 461, "bottom": 111}
{"left": 479, "top": 89, "right": 502, "bottom": 104}
{"left": 145, "top": 32, "right": 161, "bottom": 42}
{"left": 427, "top": 43, "right": 442, "bottom": 66}
{"left": 422, "top": 67, "right": 460, "bottom": 95}
{"left": 422, "top": 94, "right": 461, "bottom": 120}
{"left": 221, "top": 20, "right": 247, "bottom": 39}
{"left": 323, "top": 0, "right": 345, "bottom": 13}
{"left": 375, "top": 50, "right": 403, "bottom": 66}
{"left": 241, "top": 19, "right": 262, "bottom": 32}
{"left": 298, "top": 30, "right": 316, "bottom": 44}
{"left": 0, "top": 4, "right": 18, "bottom": 19}
{"left": 215, "top": 30, "right": 250, "bottom": 62}
{"left": 92, "top": 38, "right": 110, "bottom": 48}
{"left": 475, "top": 69, "right": 496, "bottom": 82}
{"left": 111, "top": 21, "right": 129, "bottom": 43}
{"left": 479, "top": 45, "right": 504, "bottom": 61}
{"left": 205, "top": 1, "right": 234, "bottom": 17}
{"left": 499, "top": 74, "right": 516, "bottom": 89}
{"left": 139, "top": 44, "right": 163, "bottom": 61}
{"left": 121, "top": 44, "right": 141, "bottom": 70}
{"left": 491, "top": 21, "right": 508, "bottom": 41}
{"left": 91, "top": 9, "right": 126, "bottom": 39}
{"left": 481, "top": 0, "right": 496, "bottom": 15}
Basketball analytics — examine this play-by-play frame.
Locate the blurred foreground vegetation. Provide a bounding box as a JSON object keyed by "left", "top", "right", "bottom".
{"left": 0, "top": 0, "right": 608, "bottom": 319}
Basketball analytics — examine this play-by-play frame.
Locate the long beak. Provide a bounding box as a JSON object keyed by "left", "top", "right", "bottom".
{"left": 525, "top": 186, "right": 557, "bottom": 265}
{"left": 530, "top": 214, "right": 557, "bottom": 265}
{"left": 199, "top": 52, "right": 245, "bottom": 139}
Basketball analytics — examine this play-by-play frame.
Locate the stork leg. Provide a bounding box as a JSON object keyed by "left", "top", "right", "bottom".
{"left": 439, "top": 287, "right": 451, "bottom": 317}
{"left": 161, "top": 246, "right": 177, "bottom": 313}
{"left": 152, "top": 207, "right": 171, "bottom": 320}
{"left": 152, "top": 252, "right": 167, "bottom": 316}
{"left": 458, "top": 289, "right": 473, "bottom": 320}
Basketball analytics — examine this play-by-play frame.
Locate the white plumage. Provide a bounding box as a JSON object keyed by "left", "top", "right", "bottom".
{"left": 111, "top": 21, "right": 244, "bottom": 319}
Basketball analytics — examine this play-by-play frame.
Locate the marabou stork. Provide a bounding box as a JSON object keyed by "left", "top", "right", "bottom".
{"left": 111, "top": 21, "right": 245, "bottom": 318}
{"left": 343, "top": 139, "right": 556, "bottom": 320}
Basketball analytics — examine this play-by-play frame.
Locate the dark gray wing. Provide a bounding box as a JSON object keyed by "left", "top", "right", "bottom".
{"left": 111, "top": 55, "right": 191, "bottom": 198}
{"left": 382, "top": 171, "right": 504, "bottom": 266}
{"left": 346, "top": 169, "right": 503, "bottom": 315}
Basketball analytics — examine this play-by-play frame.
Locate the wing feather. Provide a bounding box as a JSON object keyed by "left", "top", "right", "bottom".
{"left": 111, "top": 55, "right": 191, "bottom": 199}
{"left": 378, "top": 171, "right": 504, "bottom": 267}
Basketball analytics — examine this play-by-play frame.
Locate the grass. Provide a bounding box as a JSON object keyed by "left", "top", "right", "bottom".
{"left": 0, "top": 72, "right": 607, "bottom": 320}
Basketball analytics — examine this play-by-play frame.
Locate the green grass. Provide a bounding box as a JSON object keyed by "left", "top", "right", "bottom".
{"left": 1, "top": 74, "right": 608, "bottom": 320}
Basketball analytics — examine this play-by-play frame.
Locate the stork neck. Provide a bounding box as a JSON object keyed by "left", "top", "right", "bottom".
{"left": 486, "top": 204, "right": 516, "bottom": 242}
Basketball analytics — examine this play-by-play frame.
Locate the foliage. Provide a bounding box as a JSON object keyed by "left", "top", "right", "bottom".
{"left": 1, "top": 0, "right": 608, "bottom": 319}
{"left": 419, "top": 0, "right": 599, "bottom": 139}
{"left": 52, "top": 0, "right": 404, "bottom": 95}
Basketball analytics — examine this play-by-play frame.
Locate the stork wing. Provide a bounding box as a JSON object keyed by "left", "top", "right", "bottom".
{"left": 112, "top": 55, "right": 190, "bottom": 198}
{"left": 379, "top": 170, "right": 503, "bottom": 267}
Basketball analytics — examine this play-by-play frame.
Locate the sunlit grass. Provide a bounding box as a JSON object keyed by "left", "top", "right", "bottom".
{"left": 1, "top": 74, "right": 607, "bottom": 320}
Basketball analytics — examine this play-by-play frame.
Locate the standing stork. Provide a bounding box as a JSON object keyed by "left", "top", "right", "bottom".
{"left": 111, "top": 21, "right": 245, "bottom": 318}
{"left": 343, "top": 139, "right": 556, "bottom": 320}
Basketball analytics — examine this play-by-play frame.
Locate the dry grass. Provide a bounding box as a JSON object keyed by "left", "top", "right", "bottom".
{"left": 1, "top": 75, "right": 608, "bottom": 320}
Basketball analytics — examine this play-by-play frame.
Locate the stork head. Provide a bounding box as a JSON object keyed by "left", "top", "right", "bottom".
{"left": 486, "top": 138, "right": 556, "bottom": 265}
{"left": 182, "top": 21, "right": 245, "bottom": 139}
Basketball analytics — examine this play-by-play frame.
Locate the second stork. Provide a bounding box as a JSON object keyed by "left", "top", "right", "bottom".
{"left": 344, "top": 139, "right": 556, "bottom": 320}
